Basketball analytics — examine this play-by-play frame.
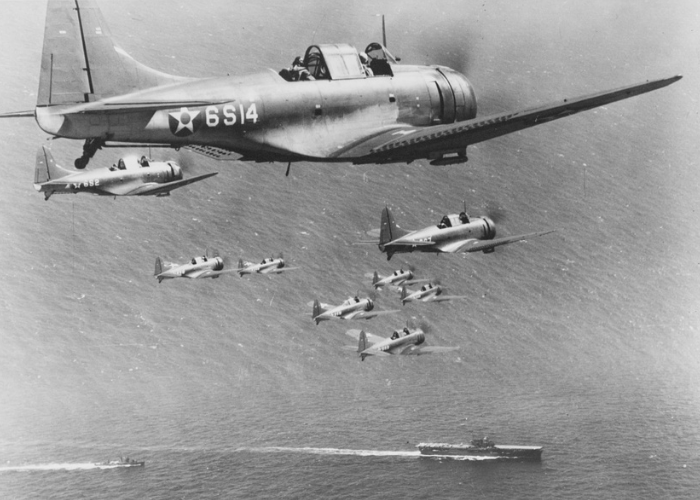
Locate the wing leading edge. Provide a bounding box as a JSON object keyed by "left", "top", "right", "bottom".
{"left": 338, "top": 75, "right": 681, "bottom": 162}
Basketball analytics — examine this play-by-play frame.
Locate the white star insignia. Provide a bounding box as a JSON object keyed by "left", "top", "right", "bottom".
{"left": 169, "top": 107, "right": 200, "bottom": 135}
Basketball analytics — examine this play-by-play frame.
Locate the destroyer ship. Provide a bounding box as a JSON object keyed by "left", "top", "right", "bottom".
{"left": 417, "top": 437, "right": 542, "bottom": 459}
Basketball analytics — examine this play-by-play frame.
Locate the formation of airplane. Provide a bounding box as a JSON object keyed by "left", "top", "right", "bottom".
{"left": 154, "top": 248, "right": 235, "bottom": 283}
{"left": 370, "top": 269, "right": 430, "bottom": 289}
{"left": 400, "top": 284, "right": 468, "bottom": 306}
{"left": 312, "top": 296, "right": 399, "bottom": 325}
{"left": 378, "top": 205, "right": 555, "bottom": 260}
{"left": 1, "top": 1, "right": 680, "bottom": 364}
{"left": 237, "top": 255, "right": 298, "bottom": 276}
{"left": 0, "top": 0, "right": 680, "bottom": 174}
{"left": 345, "top": 328, "right": 458, "bottom": 361}
{"left": 34, "top": 146, "right": 217, "bottom": 200}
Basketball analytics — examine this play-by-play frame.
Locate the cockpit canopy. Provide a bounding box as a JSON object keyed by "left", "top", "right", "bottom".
{"left": 437, "top": 212, "right": 470, "bottom": 229}
{"left": 304, "top": 44, "right": 366, "bottom": 80}
{"left": 281, "top": 42, "right": 397, "bottom": 81}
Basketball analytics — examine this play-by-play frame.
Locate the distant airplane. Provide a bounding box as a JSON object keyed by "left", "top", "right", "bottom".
{"left": 312, "top": 296, "right": 399, "bottom": 325}
{"left": 369, "top": 269, "right": 430, "bottom": 289}
{"left": 0, "top": 0, "right": 680, "bottom": 172}
{"left": 400, "top": 283, "right": 468, "bottom": 306}
{"left": 154, "top": 247, "right": 235, "bottom": 283}
{"left": 34, "top": 146, "right": 216, "bottom": 200}
{"left": 237, "top": 254, "right": 298, "bottom": 276}
{"left": 378, "top": 205, "right": 554, "bottom": 260}
{"left": 345, "top": 328, "right": 458, "bottom": 360}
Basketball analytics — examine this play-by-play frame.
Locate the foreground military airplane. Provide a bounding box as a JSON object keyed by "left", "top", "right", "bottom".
{"left": 345, "top": 328, "right": 458, "bottom": 361}
{"left": 369, "top": 269, "right": 430, "bottom": 289}
{"left": 311, "top": 296, "right": 399, "bottom": 325}
{"left": 237, "top": 254, "right": 298, "bottom": 276}
{"left": 154, "top": 247, "right": 235, "bottom": 283}
{"left": 399, "top": 283, "right": 468, "bottom": 306}
{"left": 378, "top": 205, "right": 554, "bottom": 260}
{"left": 34, "top": 146, "right": 217, "bottom": 200}
{"left": 0, "top": 0, "right": 680, "bottom": 171}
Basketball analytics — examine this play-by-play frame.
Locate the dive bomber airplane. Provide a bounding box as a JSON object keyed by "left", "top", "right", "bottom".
{"left": 370, "top": 269, "right": 430, "bottom": 289}
{"left": 400, "top": 283, "right": 468, "bottom": 306}
{"left": 34, "top": 146, "right": 217, "bottom": 200}
{"left": 0, "top": 0, "right": 681, "bottom": 171}
{"left": 345, "top": 328, "right": 458, "bottom": 361}
{"left": 237, "top": 255, "right": 298, "bottom": 276}
{"left": 378, "top": 205, "right": 554, "bottom": 260}
{"left": 312, "top": 296, "right": 399, "bottom": 325}
{"left": 154, "top": 248, "right": 235, "bottom": 283}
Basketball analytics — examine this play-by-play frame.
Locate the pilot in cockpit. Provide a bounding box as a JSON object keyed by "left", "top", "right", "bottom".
{"left": 403, "top": 327, "right": 410, "bottom": 336}
{"left": 139, "top": 156, "right": 150, "bottom": 167}
{"left": 117, "top": 158, "right": 126, "bottom": 170}
{"left": 459, "top": 212, "right": 469, "bottom": 224}
{"left": 191, "top": 258, "right": 197, "bottom": 265}
{"left": 438, "top": 215, "right": 451, "bottom": 229}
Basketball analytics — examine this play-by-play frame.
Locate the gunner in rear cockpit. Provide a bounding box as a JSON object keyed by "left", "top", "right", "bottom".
{"left": 438, "top": 215, "right": 451, "bottom": 229}
{"left": 359, "top": 52, "right": 373, "bottom": 77}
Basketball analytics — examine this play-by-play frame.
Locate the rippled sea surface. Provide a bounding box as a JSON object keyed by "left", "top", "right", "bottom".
{"left": 1, "top": 1, "right": 699, "bottom": 498}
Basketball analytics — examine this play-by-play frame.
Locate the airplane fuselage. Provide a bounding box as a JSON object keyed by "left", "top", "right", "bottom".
{"left": 157, "top": 256, "right": 225, "bottom": 280}
{"left": 35, "top": 65, "right": 476, "bottom": 162}
{"left": 367, "top": 331, "right": 426, "bottom": 355}
{"left": 402, "top": 285, "right": 442, "bottom": 304}
{"left": 239, "top": 259, "right": 284, "bottom": 275}
{"left": 315, "top": 298, "right": 374, "bottom": 322}
{"left": 374, "top": 269, "right": 413, "bottom": 288}
{"left": 34, "top": 161, "right": 182, "bottom": 197}
{"left": 384, "top": 215, "right": 496, "bottom": 256}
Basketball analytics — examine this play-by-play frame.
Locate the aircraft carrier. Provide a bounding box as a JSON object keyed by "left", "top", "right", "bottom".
{"left": 417, "top": 438, "right": 543, "bottom": 460}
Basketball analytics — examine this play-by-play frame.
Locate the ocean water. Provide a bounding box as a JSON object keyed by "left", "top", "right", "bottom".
{"left": 0, "top": 0, "right": 699, "bottom": 498}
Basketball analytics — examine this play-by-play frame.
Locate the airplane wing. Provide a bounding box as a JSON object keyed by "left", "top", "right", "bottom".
{"left": 344, "top": 329, "right": 386, "bottom": 345}
{"left": 128, "top": 173, "right": 218, "bottom": 196}
{"left": 334, "top": 76, "right": 681, "bottom": 162}
{"left": 431, "top": 295, "right": 469, "bottom": 303}
{"left": 441, "top": 229, "right": 556, "bottom": 254}
{"left": 403, "top": 345, "right": 460, "bottom": 355}
{"left": 382, "top": 240, "right": 434, "bottom": 247}
{"left": 263, "top": 266, "right": 300, "bottom": 274}
{"left": 191, "top": 269, "right": 239, "bottom": 279}
{"left": 345, "top": 309, "right": 400, "bottom": 320}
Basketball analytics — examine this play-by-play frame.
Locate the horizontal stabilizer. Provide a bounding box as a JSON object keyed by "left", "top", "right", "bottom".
{"left": 0, "top": 110, "right": 35, "bottom": 118}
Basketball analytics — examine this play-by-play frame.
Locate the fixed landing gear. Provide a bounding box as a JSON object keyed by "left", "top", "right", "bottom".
{"left": 74, "top": 138, "right": 105, "bottom": 169}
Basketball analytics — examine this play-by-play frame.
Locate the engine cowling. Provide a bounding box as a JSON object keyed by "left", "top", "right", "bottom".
{"left": 212, "top": 257, "right": 224, "bottom": 271}
{"left": 167, "top": 162, "right": 183, "bottom": 181}
{"left": 480, "top": 217, "right": 496, "bottom": 240}
{"left": 365, "top": 299, "right": 374, "bottom": 311}
{"left": 414, "top": 332, "right": 425, "bottom": 345}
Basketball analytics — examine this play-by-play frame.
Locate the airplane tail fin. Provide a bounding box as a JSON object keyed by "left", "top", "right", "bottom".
{"left": 35, "top": 145, "right": 71, "bottom": 183}
{"left": 379, "top": 207, "right": 407, "bottom": 260}
{"left": 154, "top": 257, "right": 163, "bottom": 276}
{"left": 237, "top": 258, "right": 244, "bottom": 272}
{"left": 312, "top": 299, "right": 323, "bottom": 324}
{"left": 38, "top": 0, "right": 191, "bottom": 106}
{"left": 400, "top": 286, "right": 407, "bottom": 305}
{"left": 358, "top": 330, "right": 369, "bottom": 361}
{"left": 372, "top": 271, "right": 380, "bottom": 287}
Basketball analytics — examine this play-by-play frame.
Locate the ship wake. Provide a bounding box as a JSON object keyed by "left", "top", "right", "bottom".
{"left": 0, "top": 463, "right": 131, "bottom": 472}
